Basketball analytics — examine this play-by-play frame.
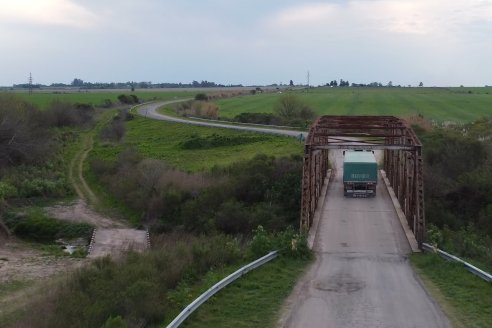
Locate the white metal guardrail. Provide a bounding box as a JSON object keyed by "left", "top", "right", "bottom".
{"left": 167, "top": 251, "right": 279, "bottom": 328}
{"left": 422, "top": 243, "right": 492, "bottom": 283}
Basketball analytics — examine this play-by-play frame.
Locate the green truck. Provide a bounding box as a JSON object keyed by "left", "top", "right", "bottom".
{"left": 343, "top": 150, "right": 378, "bottom": 197}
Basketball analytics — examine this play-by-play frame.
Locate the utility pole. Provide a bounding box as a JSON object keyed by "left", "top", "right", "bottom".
{"left": 28, "top": 72, "right": 33, "bottom": 95}
{"left": 307, "top": 70, "right": 310, "bottom": 93}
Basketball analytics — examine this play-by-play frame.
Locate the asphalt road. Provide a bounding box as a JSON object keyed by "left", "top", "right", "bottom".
{"left": 281, "top": 150, "right": 450, "bottom": 328}
{"left": 137, "top": 100, "right": 308, "bottom": 139}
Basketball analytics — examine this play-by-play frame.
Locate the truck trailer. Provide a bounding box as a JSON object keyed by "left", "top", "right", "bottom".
{"left": 343, "top": 150, "right": 378, "bottom": 197}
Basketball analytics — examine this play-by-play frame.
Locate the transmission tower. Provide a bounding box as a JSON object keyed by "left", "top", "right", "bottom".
{"left": 28, "top": 72, "right": 33, "bottom": 95}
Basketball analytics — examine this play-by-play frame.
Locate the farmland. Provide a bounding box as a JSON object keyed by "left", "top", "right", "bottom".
{"left": 215, "top": 87, "right": 492, "bottom": 123}
{"left": 90, "top": 115, "right": 303, "bottom": 172}
{"left": 9, "top": 89, "right": 195, "bottom": 109}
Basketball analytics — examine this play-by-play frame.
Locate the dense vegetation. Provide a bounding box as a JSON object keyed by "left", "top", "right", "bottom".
{"left": 0, "top": 95, "right": 98, "bottom": 253}
{"left": 12, "top": 228, "right": 309, "bottom": 327}
{"left": 417, "top": 118, "right": 492, "bottom": 267}
{"left": 0, "top": 94, "right": 95, "bottom": 203}
{"left": 91, "top": 149, "right": 303, "bottom": 235}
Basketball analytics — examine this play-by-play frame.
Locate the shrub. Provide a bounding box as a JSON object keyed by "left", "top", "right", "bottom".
{"left": 117, "top": 94, "right": 139, "bottom": 105}
{"left": 194, "top": 93, "right": 208, "bottom": 101}
{"left": 4, "top": 209, "right": 93, "bottom": 242}
{"left": 180, "top": 133, "right": 262, "bottom": 149}
{"left": 273, "top": 93, "right": 315, "bottom": 126}
{"left": 102, "top": 316, "right": 128, "bottom": 328}
{"left": 0, "top": 94, "right": 53, "bottom": 167}
{"left": 46, "top": 101, "right": 95, "bottom": 127}
{"left": 248, "top": 225, "right": 273, "bottom": 258}
{"left": 0, "top": 181, "right": 17, "bottom": 199}
{"left": 100, "top": 99, "right": 113, "bottom": 108}
{"left": 248, "top": 225, "right": 311, "bottom": 259}
{"left": 234, "top": 112, "right": 281, "bottom": 125}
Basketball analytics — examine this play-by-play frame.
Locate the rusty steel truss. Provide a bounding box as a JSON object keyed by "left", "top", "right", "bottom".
{"left": 300, "top": 116, "right": 425, "bottom": 246}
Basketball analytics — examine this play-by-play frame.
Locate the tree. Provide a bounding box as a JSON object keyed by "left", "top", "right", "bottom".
{"left": 289, "top": 80, "right": 294, "bottom": 87}
{"left": 273, "top": 94, "right": 315, "bottom": 125}
{"left": 71, "top": 78, "right": 84, "bottom": 87}
{"left": 419, "top": 81, "right": 424, "bottom": 87}
{"left": 387, "top": 81, "right": 393, "bottom": 87}
{"left": 0, "top": 95, "right": 53, "bottom": 167}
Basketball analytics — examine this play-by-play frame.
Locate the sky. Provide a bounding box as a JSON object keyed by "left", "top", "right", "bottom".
{"left": 1, "top": 0, "right": 491, "bottom": 87}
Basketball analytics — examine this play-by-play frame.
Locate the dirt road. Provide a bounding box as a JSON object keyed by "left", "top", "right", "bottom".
{"left": 280, "top": 150, "right": 449, "bottom": 328}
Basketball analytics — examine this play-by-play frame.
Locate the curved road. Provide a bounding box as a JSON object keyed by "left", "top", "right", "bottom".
{"left": 139, "top": 101, "right": 449, "bottom": 327}
{"left": 137, "top": 100, "right": 308, "bottom": 139}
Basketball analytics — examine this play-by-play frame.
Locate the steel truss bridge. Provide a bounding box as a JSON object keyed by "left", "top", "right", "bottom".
{"left": 300, "top": 116, "right": 425, "bottom": 246}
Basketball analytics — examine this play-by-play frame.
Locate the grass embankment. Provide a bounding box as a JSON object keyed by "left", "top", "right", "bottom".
{"left": 216, "top": 87, "right": 492, "bottom": 123}
{"left": 178, "top": 257, "right": 310, "bottom": 328}
{"left": 411, "top": 253, "right": 492, "bottom": 327}
{"left": 90, "top": 115, "right": 303, "bottom": 172}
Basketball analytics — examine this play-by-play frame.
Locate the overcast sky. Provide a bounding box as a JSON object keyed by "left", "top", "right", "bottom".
{"left": 1, "top": 0, "right": 491, "bottom": 87}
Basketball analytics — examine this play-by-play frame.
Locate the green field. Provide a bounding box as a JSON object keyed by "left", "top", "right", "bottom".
{"left": 6, "top": 90, "right": 195, "bottom": 108}
{"left": 91, "top": 115, "right": 303, "bottom": 172}
{"left": 216, "top": 87, "right": 492, "bottom": 123}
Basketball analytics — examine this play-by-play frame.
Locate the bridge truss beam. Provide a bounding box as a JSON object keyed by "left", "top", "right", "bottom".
{"left": 300, "top": 116, "right": 425, "bottom": 246}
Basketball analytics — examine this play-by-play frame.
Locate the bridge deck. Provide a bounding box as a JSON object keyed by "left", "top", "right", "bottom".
{"left": 283, "top": 150, "right": 449, "bottom": 328}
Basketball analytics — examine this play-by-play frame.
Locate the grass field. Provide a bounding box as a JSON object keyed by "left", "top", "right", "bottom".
{"left": 7, "top": 90, "right": 195, "bottom": 108}
{"left": 411, "top": 253, "right": 492, "bottom": 327}
{"left": 91, "top": 115, "right": 303, "bottom": 172}
{"left": 215, "top": 87, "right": 492, "bottom": 123}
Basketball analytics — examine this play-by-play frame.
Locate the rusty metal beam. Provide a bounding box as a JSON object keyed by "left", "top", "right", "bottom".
{"left": 312, "top": 145, "right": 416, "bottom": 151}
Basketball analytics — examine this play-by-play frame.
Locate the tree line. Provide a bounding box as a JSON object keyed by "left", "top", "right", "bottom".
{"left": 12, "top": 79, "right": 243, "bottom": 90}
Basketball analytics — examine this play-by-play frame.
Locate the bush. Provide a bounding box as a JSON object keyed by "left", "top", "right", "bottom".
{"left": 248, "top": 225, "right": 311, "bottom": 259}
{"left": 0, "top": 181, "right": 17, "bottom": 199}
{"left": 0, "top": 94, "right": 54, "bottom": 167}
{"left": 194, "top": 93, "right": 208, "bottom": 101}
{"left": 180, "top": 133, "right": 262, "bottom": 149}
{"left": 100, "top": 99, "right": 113, "bottom": 108}
{"left": 273, "top": 94, "right": 315, "bottom": 126}
{"left": 46, "top": 101, "right": 95, "bottom": 127}
{"left": 102, "top": 316, "right": 127, "bottom": 328}
{"left": 117, "top": 94, "right": 139, "bottom": 105}
{"left": 233, "top": 112, "right": 281, "bottom": 125}
{"left": 4, "top": 209, "right": 93, "bottom": 243}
